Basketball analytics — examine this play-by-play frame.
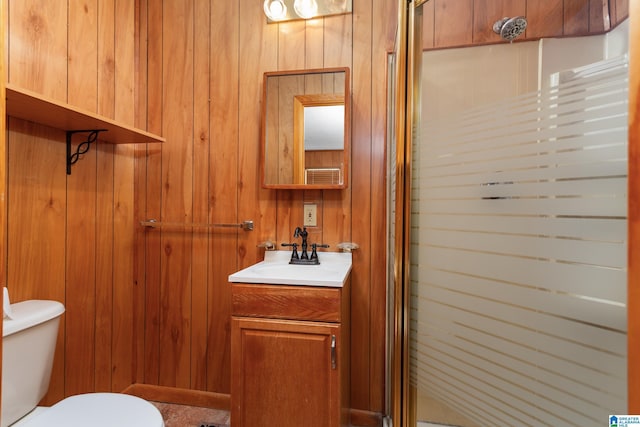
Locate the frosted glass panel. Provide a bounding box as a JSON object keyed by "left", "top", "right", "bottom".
{"left": 412, "top": 55, "right": 628, "bottom": 426}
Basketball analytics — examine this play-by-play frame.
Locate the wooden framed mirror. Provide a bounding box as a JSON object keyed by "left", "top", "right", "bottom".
{"left": 261, "top": 67, "right": 350, "bottom": 189}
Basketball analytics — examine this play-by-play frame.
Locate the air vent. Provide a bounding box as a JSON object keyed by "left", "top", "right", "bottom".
{"left": 305, "top": 168, "right": 342, "bottom": 185}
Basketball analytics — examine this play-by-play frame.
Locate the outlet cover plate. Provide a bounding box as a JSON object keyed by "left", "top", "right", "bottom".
{"left": 304, "top": 204, "right": 317, "bottom": 226}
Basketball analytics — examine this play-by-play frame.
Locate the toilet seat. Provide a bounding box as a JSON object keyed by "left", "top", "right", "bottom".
{"left": 17, "top": 393, "right": 164, "bottom": 427}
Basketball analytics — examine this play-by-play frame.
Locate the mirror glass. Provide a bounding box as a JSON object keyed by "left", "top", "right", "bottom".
{"left": 261, "top": 67, "right": 350, "bottom": 189}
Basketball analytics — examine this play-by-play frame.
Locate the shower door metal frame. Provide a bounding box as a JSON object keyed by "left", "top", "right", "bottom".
{"left": 391, "top": 0, "right": 640, "bottom": 421}
{"left": 390, "top": 0, "right": 425, "bottom": 426}
{"left": 628, "top": 0, "right": 640, "bottom": 414}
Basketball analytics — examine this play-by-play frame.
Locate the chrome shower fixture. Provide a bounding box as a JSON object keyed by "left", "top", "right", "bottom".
{"left": 493, "top": 16, "right": 528, "bottom": 42}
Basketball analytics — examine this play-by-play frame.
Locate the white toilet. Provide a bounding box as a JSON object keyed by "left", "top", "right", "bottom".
{"left": 2, "top": 299, "right": 164, "bottom": 427}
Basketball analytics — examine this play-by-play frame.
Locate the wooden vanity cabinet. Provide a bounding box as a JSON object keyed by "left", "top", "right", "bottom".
{"left": 231, "top": 279, "right": 350, "bottom": 427}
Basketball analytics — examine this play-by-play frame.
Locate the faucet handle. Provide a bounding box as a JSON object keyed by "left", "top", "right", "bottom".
{"left": 281, "top": 242, "right": 299, "bottom": 260}
{"left": 309, "top": 243, "right": 330, "bottom": 261}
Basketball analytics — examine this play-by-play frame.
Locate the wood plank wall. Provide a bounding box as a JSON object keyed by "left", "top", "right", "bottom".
{"left": 5, "top": 0, "right": 138, "bottom": 404}
{"left": 133, "top": 0, "right": 396, "bottom": 418}
{"left": 421, "top": 0, "right": 629, "bottom": 49}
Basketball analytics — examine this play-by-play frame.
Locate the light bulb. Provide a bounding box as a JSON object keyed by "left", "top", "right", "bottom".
{"left": 293, "top": 0, "right": 318, "bottom": 19}
{"left": 264, "top": 0, "right": 287, "bottom": 21}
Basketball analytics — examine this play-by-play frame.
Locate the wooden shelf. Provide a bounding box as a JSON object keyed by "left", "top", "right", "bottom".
{"left": 6, "top": 83, "right": 165, "bottom": 144}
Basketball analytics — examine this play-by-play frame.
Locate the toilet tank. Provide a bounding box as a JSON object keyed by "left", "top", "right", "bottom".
{"left": 2, "top": 300, "right": 65, "bottom": 427}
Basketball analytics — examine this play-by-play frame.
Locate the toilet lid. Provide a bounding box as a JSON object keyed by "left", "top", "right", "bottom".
{"left": 22, "top": 393, "right": 164, "bottom": 427}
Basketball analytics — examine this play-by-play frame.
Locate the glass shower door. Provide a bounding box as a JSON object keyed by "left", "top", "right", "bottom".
{"left": 399, "top": 7, "right": 630, "bottom": 427}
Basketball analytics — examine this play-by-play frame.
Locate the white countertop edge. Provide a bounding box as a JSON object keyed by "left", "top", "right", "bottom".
{"left": 228, "top": 251, "right": 352, "bottom": 287}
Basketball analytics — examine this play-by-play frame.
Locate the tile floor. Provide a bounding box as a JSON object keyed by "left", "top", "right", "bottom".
{"left": 148, "top": 402, "right": 468, "bottom": 427}
{"left": 150, "top": 401, "right": 230, "bottom": 427}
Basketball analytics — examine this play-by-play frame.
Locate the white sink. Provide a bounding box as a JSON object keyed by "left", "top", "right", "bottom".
{"left": 228, "top": 250, "right": 352, "bottom": 287}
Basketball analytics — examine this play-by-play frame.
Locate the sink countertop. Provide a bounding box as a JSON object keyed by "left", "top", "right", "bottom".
{"left": 228, "top": 250, "right": 352, "bottom": 287}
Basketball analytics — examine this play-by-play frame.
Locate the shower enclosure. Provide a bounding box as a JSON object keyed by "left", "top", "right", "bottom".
{"left": 391, "top": 1, "right": 634, "bottom": 426}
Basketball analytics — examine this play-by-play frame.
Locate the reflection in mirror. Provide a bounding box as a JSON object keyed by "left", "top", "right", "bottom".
{"left": 261, "top": 67, "right": 350, "bottom": 189}
{"left": 294, "top": 94, "right": 345, "bottom": 185}
{"left": 302, "top": 102, "right": 344, "bottom": 150}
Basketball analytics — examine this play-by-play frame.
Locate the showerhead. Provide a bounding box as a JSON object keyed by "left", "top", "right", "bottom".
{"left": 492, "top": 16, "right": 527, "bottom": 42}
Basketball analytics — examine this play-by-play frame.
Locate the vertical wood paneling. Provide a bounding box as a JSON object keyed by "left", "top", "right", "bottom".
{"left": 6, "top": 0, "right": 68, "bottom": 406}
{"left": 322, "top": 13, "right": 352, "bottom": 251}
{"left": 143, "top": 0, "right": 164, "bottom": 386}
{"left": 237, "top": 0, "right": 278, "bottom": 271}
{"left": 95, "top": 0, "right": 116, "bottom": 393}
{"left": 275, "top": 20, "right": 306, "bottom": 250}
{"left": 424, "top": 0, "right": 626, "bottom": 51}
{"left": 612, "top": 0, "right": 619, "bottom": 23}
{"left": 615, "top": 0, "right": 630, "bottom": 24}
{"left": 206, "top": 0, "right": 241, "bottom": 394}
{"left": 306, "top": 19, "right": 325, "bottom": 68}
{"left": 351, "top": 0, "right": 373, "bottom": 410}
{"left": 525, "top": 0, "right": 564, "bottom": 38}
{"left": 434, "top": 0, "right": 474, "bottom": 48}
{"left": 136, "top": 0, "right": 390, "bottom": 415}
{"left": 65, "top": 143, "right": 98, "bottom": 395}
{"left": 65, "top": 0, "right": 98, "bottom": 397}
{"left": 264, "top": 76, "right": 280, "bottom": 185}
{"left": 112, "top": 0, "right": 136, "bottom": 392}
{"left": 191, "top": 0, "right": 210, "bottom": 392}
{"left": 7, "top": 0, "right": 67, "bottom": 97}
{"left": 564, "top": 0, "right": 591, "bottom": 34}
{"left": 6, "top": 0, "right": 144, "bottom": 403}
{"left": 422, "top": 1, "right": 435, "bottom": 50}
{"left": 589, "top": 0, "right": 607, "bottom": 33}
{"left": 370, "top": 0, "right": 396, "bottom": 412}
{"left": 68, "top": 0, "right": 98, "bottom": 109}
{"left": 7, "top": 121, "right": 67, "bottom": 405}
{"left": 95, "top": 141, "right": 115, "bottom": 391}
{"left": 159, "top": 0, "right": 194, "bottom": 389}
{"left": 133, "top": 0, "right": 147, "bottom": 387}
{"left": 280, "top": 21, "right": 307, "bottom": 70}
{"left": 323, "top": 14, "right": 353, "bottom": 68}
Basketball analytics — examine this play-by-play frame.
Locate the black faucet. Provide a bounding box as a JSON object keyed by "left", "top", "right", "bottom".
{"left": 294, "top": 227, "right": 309, "bottom": 260}
{"left": 282, "top": 226, "right": 329, "bottom": 265}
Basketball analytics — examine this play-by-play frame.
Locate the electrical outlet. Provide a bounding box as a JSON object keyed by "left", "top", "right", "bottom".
{"left": 304, "top": 204, "right": 317, "bottom": 227}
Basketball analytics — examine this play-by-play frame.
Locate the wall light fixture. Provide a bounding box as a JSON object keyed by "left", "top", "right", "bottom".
{"left": 264, "top": 0, "right": 287, "bottom": 21}
{"left": 263, "top": 0, "right": 352, "bottom": 23}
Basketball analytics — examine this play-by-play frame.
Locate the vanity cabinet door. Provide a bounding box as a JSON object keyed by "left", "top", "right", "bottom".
{"left": 231, "top": 317, "right": 341, "bottom": 427}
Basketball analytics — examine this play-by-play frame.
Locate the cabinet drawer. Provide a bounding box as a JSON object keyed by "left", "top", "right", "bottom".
{"left": 232, "top": 283, "right": 342, "bottom": 322}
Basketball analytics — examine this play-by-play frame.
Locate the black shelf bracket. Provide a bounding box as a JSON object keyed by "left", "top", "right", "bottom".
{"left": 66, "top": 129, "right": 108, "bottom": 175}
